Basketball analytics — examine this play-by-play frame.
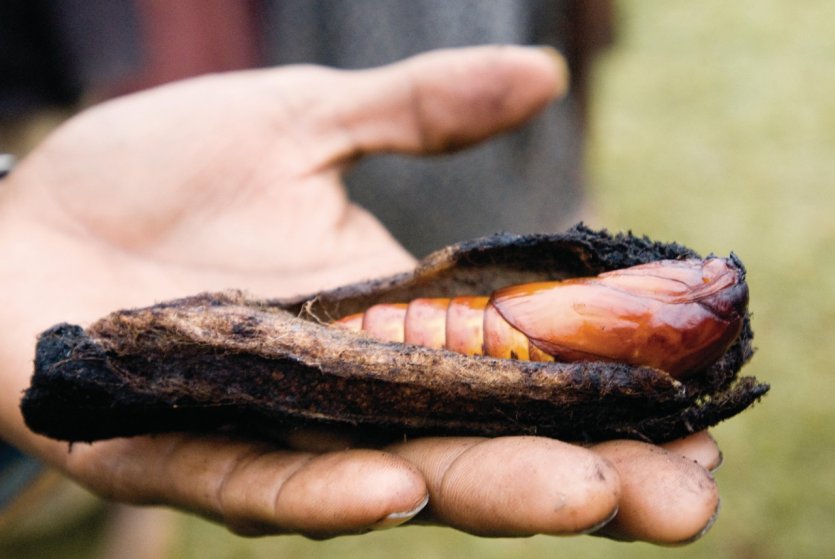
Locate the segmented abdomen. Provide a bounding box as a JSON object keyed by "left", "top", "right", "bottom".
{"left": 334, "top": 258, "right": 748, "bottom": 379}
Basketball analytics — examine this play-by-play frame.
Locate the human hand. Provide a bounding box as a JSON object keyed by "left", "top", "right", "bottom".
{"left": 0, "top": 45, "right": 720, "bottom": 543}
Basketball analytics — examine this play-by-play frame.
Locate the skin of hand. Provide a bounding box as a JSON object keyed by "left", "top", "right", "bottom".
{"left": 0, "top": 45, "right": 722, "bottom": 543}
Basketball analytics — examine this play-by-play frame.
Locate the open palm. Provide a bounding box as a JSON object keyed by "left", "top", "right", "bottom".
{"left": 0, "top": 46, "right": 720, "bottom": 543}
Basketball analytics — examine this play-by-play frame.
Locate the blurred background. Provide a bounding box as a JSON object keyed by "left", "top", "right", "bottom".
{"left": 2, "top": 0, "right": 834, "bottom": 557}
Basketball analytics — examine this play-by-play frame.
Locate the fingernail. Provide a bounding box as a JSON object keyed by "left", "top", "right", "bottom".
{"left": 681, "top": 498, "right": 722, "bottom": 545}
{"left": 705, "top": 432, "right": 724, "bottom": 472}
{"left": 579, "top": 505, "right": 620, "bottom": 535}
{"left": 709, "top": 449, "right": 724, "bottom": 473}
{"left": 536, "top": 46, "right": 571, "bottom": 99}
{"left": 370, "top": 494, "right": 429, "bottom": 530}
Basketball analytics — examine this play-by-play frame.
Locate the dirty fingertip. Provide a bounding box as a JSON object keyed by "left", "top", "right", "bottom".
{"left": 594, "top": 440, "right": 720, "bottom": 544}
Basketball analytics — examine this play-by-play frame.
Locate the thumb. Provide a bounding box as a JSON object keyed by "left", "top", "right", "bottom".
{"left": 314, "top": 45, "right": 569, "bottom": 163}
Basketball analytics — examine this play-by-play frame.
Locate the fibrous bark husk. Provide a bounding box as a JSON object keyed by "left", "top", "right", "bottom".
{"left": 21, "top": 224, "right": 769, "bottom": 443}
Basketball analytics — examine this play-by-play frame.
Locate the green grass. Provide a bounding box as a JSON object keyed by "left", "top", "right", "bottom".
{"left": 6, "top": 1, "right": 834, "bottom": 557}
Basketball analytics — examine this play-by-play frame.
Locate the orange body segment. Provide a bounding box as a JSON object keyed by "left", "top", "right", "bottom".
{"left": 482, "top": 303, "right": 531, "bottom": 360}
{"left": 361, "top": 303, "right": 408, "bottom": 343}
{"left": 405, "top": 298, "right": 450, "bottom": 349}
{"left": 445, "top": 297, "right": 489, "bottom": 356}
